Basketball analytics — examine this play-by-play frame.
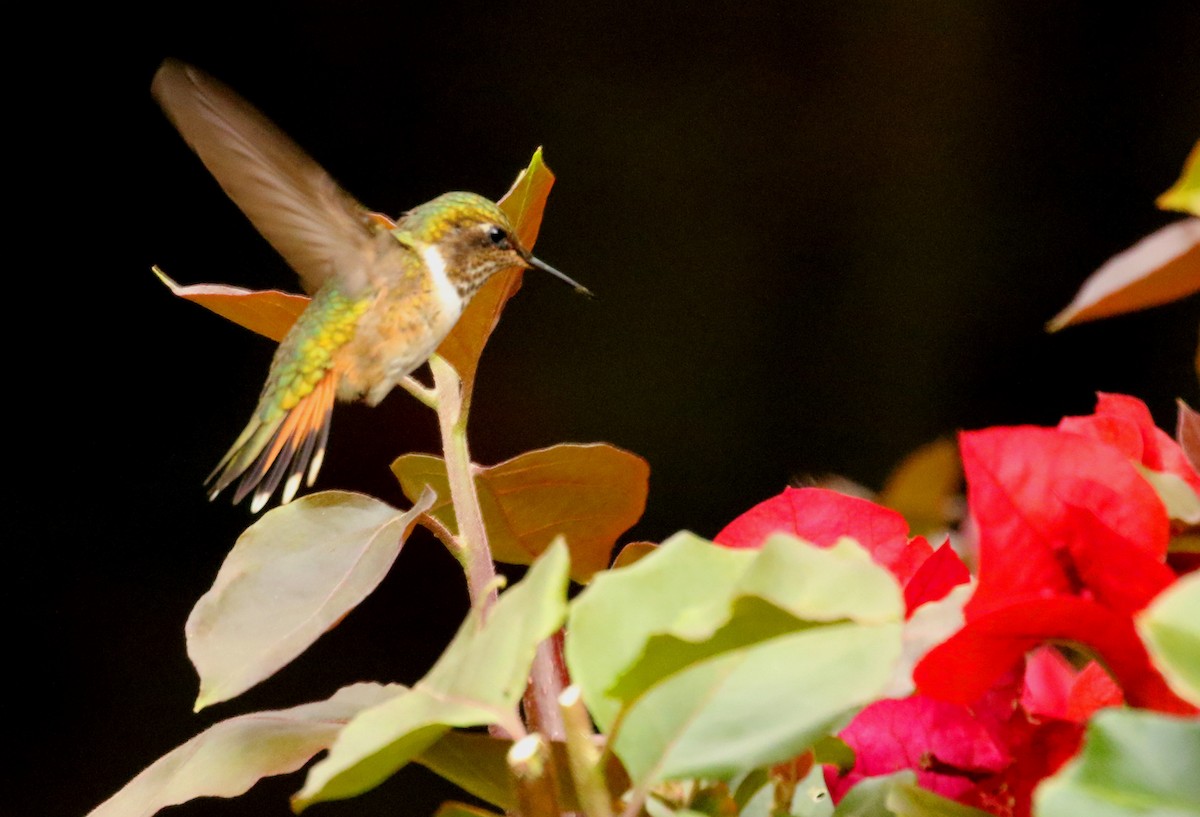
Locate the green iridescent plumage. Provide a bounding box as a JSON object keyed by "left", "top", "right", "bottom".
{"left": 264, "top": 287, "right": 369, "bottom": 417}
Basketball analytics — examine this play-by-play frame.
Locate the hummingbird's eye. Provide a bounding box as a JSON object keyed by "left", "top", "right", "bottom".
{"left": 486, "top": 225, "right": 511, "bottom": 249}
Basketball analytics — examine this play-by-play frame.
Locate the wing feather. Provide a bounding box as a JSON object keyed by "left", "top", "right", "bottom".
{"left": 151, "top": 59, "right": 376, "bottom": 295}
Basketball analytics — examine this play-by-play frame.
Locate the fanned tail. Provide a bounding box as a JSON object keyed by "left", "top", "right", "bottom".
{"left": 206, "top": 372, "right": 337, "bottom": 513}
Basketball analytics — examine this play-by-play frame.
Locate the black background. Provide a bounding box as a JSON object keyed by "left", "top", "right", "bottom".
{"left": 23, "top": 3, "right": 1200, "bottom": 817}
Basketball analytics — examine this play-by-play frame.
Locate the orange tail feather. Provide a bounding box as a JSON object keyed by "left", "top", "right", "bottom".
{"left": 206, "top": 372, "right": 337, "bottom": 512}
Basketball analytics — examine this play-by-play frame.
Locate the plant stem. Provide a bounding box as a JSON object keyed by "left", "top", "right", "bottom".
{"left": 429, "top": 353, "right": 565, "bottom": 742}
{"left": 429, "top": 354, "right": 499, "bottom": 616}
{"left": 417, "top": 512, "right": 465, "bottom": 563}
{"left": 525, "top": 635, "right": 568, "bottom": 740}
{"left": 559, "top": 685, "right": 615, "bottom": 817}
{"left": 399, "top": 374, "right": 438, "bottom": 409}
{"left": 508, "top": 734, "right": 561, "bottom": 817}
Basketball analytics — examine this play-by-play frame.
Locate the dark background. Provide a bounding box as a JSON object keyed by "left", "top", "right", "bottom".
{"left": 23, "top": 3, "right": 1198, "bottom": 816}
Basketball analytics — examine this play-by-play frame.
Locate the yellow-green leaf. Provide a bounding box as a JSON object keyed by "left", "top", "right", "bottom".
{"left": 566, "top": 532, "right": 903, "bottom": 735}
{"left": 188, "top": 489, "right": 433, "bottom": 710}
{"left": 1157, "top": 140, "right": 1200, "bottom": 215}
{"left": 417, "top": 731, "right": 632, "bottom": 813}
{"left": 1034, "top": 709, "right": 1200, "bottom": 816}
{"left": 292, "top": 542, "right": 570, "bottom": 811}
{"left": 1047, "top": 218, "right": 1200, "bottom": 330}
{"left": 613, "top": 622, "right": 901, "bottom": 785}
{"left": 1136, "top": 571, "right": 1200, "bottom": 707}
{"left": 878, "top": 438, "right": 962, "bottom": 537}
{"left": 393, "top": 443, "right": 649, "bottom": 583}
{"left": 1136, "top": 464, "right": 1200, "bottom": 526}
{"left": 88, "top": 683, "right": 403, "bottom": 817}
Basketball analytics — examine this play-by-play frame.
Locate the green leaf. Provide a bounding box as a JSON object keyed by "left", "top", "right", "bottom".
{"left": 791, "top": 763, "right": 837, "bottom": 817}
{"left": 566, "top": 533, "right": 903, "bottom": 787}
{"left": 1136, "top": 463, "right": 1200, "bottom": 525}
{"left": 188, "top": 489, "right": 434, "bottom": 710}
{"left": 737, "top": 762, "right": 836, "bottom": 817}
{"left": 417, "top": 730, "right": 631, "bottom": 813}
{"left": 566, "top": 532, "right": 903, "bottom": 731}
{"left": 884, "top": 783, "right": 993, "bottom": 817}
{"left": 834, "top": 772, "right": 914, "bottom": 817}
{"left": 394, "top": 443, "right": 649, "bottom": 583}
{"left": 737, "top": 535, "right": 902, "bottom": 624}
{"left": 612, "top": 620, "right": 901, "bottom": 785}
{"left": 87, "top": 683, "right": 402, "bottom": 817}
{"left": 416, "top": 732, "right": 517, "bottom": 811}
{"left": 565, "top": 532, "right": 755, "bottom": 729}
{"left": 812, "top": 736, "right": 855, "bottom": 774}
{"left": 831, "top": 771, "right": 991, "bottom": 817}
{"left": 1136, "top": 571, "right": 1200, "bottom": 706}
{"left": 889, "top": 582, "right": 973, "bottom": 698}
{"left": 292, "top": 541, "right": 570, "bottom": 811}
{"left": 1034, "top": 708, "right": 1200, "bottom": 816}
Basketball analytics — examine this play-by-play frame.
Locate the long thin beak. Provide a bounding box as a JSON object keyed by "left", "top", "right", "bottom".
{"left": 528, "top": 255, "right": 594, "bottom": 297}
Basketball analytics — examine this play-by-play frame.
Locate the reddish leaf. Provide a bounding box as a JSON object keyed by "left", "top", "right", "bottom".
{"left": 154, "top": 266, "right": 308, "bottom": 342}
{"left": 436, "top": 149, "right": 555, "bottom": 404}
{"left": 959, "top": 426, "right": 1170, "bottom": 620}
{"left": 610, "top": 541, "right": 658, "bottom": 570}
{"left": 393, "top": 443, "right": 649, "bottom": 583}
{"left": 823, "top": 696, "right": 1010, "bottom": 804}
{"left": 714, "top": 487, "right": 934, "bottom": 585}
{"left": 1177, "top": 399, "right": 1200, "bottom": 475}
{"left": 1046, "top": 218, "right": 1200, "bottom": 330}
{"left": 903, "top": 540, "right": 972, "bottom": 615}
{"left": 913, "top": 597, "right": 1196, "bottom": 715}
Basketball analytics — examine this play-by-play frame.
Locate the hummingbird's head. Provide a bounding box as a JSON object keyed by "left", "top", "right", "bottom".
{"left": 406, "top": 191, "right": 592, "bottom": 299}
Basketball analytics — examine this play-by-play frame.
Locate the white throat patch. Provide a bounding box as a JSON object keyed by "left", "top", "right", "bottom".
{"left": 418, "top": 243, "right": 463, "bottom": 316}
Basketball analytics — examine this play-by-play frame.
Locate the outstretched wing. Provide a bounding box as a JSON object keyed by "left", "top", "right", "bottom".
{"left": 152, "top": 59, "right": 378, "bottom": 296}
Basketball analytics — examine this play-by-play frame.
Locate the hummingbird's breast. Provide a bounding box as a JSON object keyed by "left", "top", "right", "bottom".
{"left": 332, "top": 239, "right": 464, "bottom": 406}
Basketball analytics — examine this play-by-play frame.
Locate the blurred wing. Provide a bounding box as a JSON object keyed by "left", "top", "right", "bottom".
{"left": 151, "top": 59, "right": 376, "bottom": 295}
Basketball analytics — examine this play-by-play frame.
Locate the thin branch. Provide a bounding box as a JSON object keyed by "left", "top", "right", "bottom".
{"left": 417, "top": 512, "right": 465, "bottom": 563}
{"left": 559, "top": 685, "right": 615, "bottom": 817}
{"left": 430, "top": 354, "right": 499, "bottom": 616}
{"left": 399, "top": 374, "right": 438, "bottom": 409}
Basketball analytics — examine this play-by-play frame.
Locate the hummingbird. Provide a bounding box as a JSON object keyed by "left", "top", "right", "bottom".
{"left": 151, "top": 59, "right": 590, "bottom": 513}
